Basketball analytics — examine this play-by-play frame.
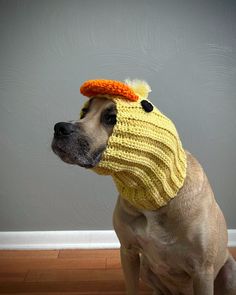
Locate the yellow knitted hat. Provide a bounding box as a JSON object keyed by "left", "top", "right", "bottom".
{"left": 80, "top": 79, "right": 187, "bottom": 210}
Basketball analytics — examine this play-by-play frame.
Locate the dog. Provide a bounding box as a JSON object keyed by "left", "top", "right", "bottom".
{"left": 51, "top": 84, "right": 236, "bottom": 295}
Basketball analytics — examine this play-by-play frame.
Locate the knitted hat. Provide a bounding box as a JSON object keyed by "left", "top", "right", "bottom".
{"left": 80, "top": 79, "right": 187, "bottom": 210}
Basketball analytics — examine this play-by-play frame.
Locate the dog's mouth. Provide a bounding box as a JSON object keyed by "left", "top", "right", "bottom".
{"left": 51, "top": 137, "right": 105, "bottom": 169}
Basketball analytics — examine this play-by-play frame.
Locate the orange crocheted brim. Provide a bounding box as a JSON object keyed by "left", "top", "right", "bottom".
{"left": 80, "top": 79, "right": 139, "bottom": 102}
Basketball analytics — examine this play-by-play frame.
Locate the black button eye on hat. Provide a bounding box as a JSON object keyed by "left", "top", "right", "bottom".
{"left": 141, "top": 100, "right": 153, "bottom": 112}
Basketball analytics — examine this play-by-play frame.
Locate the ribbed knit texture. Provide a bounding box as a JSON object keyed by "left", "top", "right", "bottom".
{"left": 80, "top": 79, "right": 187, "bottom": 210}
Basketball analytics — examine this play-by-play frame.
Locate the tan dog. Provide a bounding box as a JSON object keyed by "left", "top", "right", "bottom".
{"left": 52, "top": 96, "right": 236, "bottom": 295}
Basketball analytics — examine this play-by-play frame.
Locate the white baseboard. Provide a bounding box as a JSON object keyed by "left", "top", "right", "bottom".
{"left": 0, "top": 230, "right": 235, "bottom": 250}
{"left": 0, "top": 230, "right": 120, "bottom": 250}
{"left": 228, "top": 229, "right": 236, "bottom": 247}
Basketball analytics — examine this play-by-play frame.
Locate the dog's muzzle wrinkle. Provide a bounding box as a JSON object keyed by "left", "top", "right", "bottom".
{"left": 78, "top": 136, "right": 90, "bottom": 151}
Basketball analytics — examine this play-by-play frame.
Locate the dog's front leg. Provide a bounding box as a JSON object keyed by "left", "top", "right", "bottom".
{"left": 120, "top": 245, "right": 140, "bottom": 295}
{"left": 192, "top": 269, "right": 214, "bottom": 295}
{"left": 113, "top": 197, "right": 142, "bottom": 294}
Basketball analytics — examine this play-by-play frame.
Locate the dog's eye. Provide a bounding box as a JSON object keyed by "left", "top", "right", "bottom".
{"left": 103, "top": 113, "right": 117, "bottom": 125}
{"left": 80, "top": 108, "right": 89, "bottom": 119}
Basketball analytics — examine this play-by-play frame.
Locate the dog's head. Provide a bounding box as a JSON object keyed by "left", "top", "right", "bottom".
{"left": 51, "top": 79, "right": 151, "bottom": 169}
{"left": 51, "top": 79, "right": 165, "bottom": 172}
{"left": 51, "top": 96, "right": 117, "bottom": 168}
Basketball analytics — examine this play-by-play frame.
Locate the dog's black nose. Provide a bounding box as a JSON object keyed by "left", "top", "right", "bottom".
{"left": 54, "top": 122, "right": 75, "bottom": 137}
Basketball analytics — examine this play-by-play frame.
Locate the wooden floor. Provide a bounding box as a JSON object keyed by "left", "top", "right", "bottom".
{"left": 0, "top": 248, "right": 235, "bottom": 294}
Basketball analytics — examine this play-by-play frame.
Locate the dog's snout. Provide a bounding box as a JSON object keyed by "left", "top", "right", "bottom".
{"left": 54, "top": 122, "right": 75, "bottom": 137}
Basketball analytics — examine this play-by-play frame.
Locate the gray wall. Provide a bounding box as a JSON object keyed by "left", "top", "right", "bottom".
{"left": 0, "top": 0, "right": 236, "bottom": 231}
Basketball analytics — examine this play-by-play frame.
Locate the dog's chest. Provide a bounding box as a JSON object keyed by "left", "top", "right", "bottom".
{"left": 130, "top": 214, "right": 193, "bottom": 294}
{"left": 131, "top": 214, "right": 179, "bottom": 265}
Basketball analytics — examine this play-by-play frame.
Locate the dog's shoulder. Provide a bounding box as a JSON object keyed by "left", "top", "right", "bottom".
{"left": 178, "top": 150, "right": 206, "bottom": 197}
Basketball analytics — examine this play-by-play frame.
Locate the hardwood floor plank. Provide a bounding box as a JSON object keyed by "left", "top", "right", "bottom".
{"left": 0, "top": 271, "right": 27, "bottom": 282}
{"left": 0, "top": 281, "right": 151, "bottom": 293}
{"left": 0, "top": 257, "right": 106, "bottom": 272}
{"left": 0, "top": 251, "right": 59, "bottom": 259}
{"left": 0, "top": 281, "right": 125, "bottom": 293}
{"left": 0, "top": 291, "right": 152, "bottom": 295}
{"left": 106, "top": 256, "right": 121, "bottom": 269}
{"left": 58, "top": 249, "right": 119, "bottom": 259}
{"left": 0, "top": 292, "right": 152, "bottom": 295}
{"left": 25, "top": 269, "right": 124, "bottom": 282}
